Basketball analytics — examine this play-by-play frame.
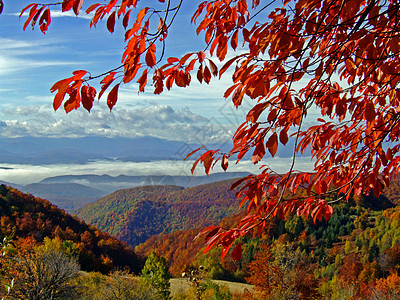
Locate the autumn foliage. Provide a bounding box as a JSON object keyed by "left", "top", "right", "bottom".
{"left": 0, "top": 184, "right": 142, "bottom": 274}
{"left": 13, "top": 0, "right": 400, "bottom": 258}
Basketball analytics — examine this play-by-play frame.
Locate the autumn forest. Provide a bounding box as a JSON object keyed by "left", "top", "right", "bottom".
{"left": 2, "top": 0, "right": 400, "bottom": 299}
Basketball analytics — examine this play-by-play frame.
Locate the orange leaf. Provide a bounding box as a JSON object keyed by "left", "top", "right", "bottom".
{"left": 137, "top": 69, "right": 148, "bottom": 92}
{"left": 231, "top": 30, "right": 239, "bottom": 50}
{"left": 145, "top": 44, "right": 156, "bottom": 67}
{"left": 136, "top": 7, "right": 148, "bottom": 23}
{"left": 266, "top": 133, "right": 278, "bottom": 157}
{"left": 64, "top": 88, "right": 81, "bottom": 113}
{"left": 252, "top": 139, "right": 265, "bottom": 164}
{"left": 107, "top": 84, "right": 119, "bottom": 111}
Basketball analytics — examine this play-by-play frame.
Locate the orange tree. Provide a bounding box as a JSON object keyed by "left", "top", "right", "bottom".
{"left": 5, "top": 0, "right": 400, "bottom": 259}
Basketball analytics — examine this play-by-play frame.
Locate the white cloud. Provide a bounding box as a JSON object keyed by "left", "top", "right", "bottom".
{"left": 0, "top": 103, "right": 234, "bottom": 143}
{"left": 0, "top": 156, "right": 314, "bottom": 186}
{"left": 12, "top": 10, "right": 93, "bottom": 20}
{"left": 0, "top": 55, "right": 77, "bottom": 75}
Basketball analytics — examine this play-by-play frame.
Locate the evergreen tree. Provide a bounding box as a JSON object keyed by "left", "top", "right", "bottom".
{"left": 141, "top": 251, "right": 170, "bottom": 300}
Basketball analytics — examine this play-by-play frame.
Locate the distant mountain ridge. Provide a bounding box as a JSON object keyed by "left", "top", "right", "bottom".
{"left": 39, "top": 171, "right": 250, "bottom": 191}
{"left": 1, "top": 172, "right": 250, "bottom": 212}
{"left": 76, "top": 179, "right": 244, "bottom": 247}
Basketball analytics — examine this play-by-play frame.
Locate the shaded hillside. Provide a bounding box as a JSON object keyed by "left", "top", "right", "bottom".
{"left": 0, "top": 184, "right": 142, "bottom": 274}
{"left": 76, "top": 179, "right": 244, "bottom": 247}
{"left": 22, "top": 183, "right": 106, "bottom": 211}
{"left": 383, "top": 178, "right": 400, "bottom": 205}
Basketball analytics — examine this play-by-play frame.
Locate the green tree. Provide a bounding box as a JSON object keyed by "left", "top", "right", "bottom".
{"left": 142, "top": 251, "right": 171, "bottom": 300}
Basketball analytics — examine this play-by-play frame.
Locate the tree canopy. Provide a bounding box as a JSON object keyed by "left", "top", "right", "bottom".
{"left": 5, "top": 0, "right": 400, "bottom": 259}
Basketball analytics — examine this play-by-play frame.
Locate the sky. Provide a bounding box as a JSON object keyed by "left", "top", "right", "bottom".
{"left": 0, "top": 1, "right": 315, "bottom": 184}
{"left": 0, "top": 0, "right": 243, "bottom": 141}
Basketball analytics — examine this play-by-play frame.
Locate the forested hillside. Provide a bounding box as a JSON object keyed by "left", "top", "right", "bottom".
{"left": 0, "top": 184, "right": 142, "bottom": 274}
{"left": 76, "top": 179, "right": 244, "bottom": 246}
{"left": 137, "top": 191, "right": 400, "bottom": 298}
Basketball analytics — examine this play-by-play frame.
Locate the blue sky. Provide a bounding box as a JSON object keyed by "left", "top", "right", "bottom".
{"left": 0, "top": 1, "right": 247, "bottom": 142}
{"left": 0, "top": 1, "right": 316, "bottom": 184}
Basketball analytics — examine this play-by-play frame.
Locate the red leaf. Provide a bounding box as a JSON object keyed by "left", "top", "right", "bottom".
{"left": 208, "top": 59, "right": 218, "bottom": 77}
{"left": 198, "top": 51, "right": 206, "bottom": 63}
{"left": 99, "top": 72, "right": 117, "bottom": 99}
{"left": 197, "top": 65, "right": 203, "bottom": 83}
{"left": 39, "top": 8, "right": 51, "bottom": 34}
{"left": 123, "top": 10, "right": 131, "bottom": 29}
{"left": 23, "top": 4, "right": 38, "bottom": 31}
{"left": 365, "top": 101, "right": 375, "bottom": 122}
{"left": 184, "top": 146, "right": 204, "bottom": 160}
{"left": 86, "top": 3, "right": 101, "bottom": 14}
{"left": 231, "top": 243, "right": 242, "bottom": 261}
{"left": 252, "top": 139, "right": 265, "bottom": 164}
{"left": 279, "top": 129, "right": 289, "bottom": 146}
{"left": 107, "top": 84, "right": 119, "bottom": 111}
{"left": 62, "top": 0, "right": 74, "bottom": 12}
{"left": 231, "top": 30, "right": 238, "bottom": 50}
{"left": 266, "top": 133, "right": 278, "bottom": 157}
{"left": 107, "top": 11, "right": 116, "bottom": 33}
{"left": 203, "top": 66, "right": 211, "bottom": 84}
{"left": 221, "top": 155, "right": 229, "bottom": 171}
{"left": 180, "top": 52, "right": 193, "bottom": 65}
{"left": 0, "top": 1, "right": 3, "bottom": 15}
{"left": 20, "top": 3, "right": 36, "bottom": 18}
{"left": 81, "top": 85, "right": 96, "bottom": 112}
{"left": 73, "top": 0, "right": 83, "bottom": 15}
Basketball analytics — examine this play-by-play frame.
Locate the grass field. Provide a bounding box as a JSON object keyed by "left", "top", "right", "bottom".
{"left": 170, "top": 278, "right": 254, "bottom": 297}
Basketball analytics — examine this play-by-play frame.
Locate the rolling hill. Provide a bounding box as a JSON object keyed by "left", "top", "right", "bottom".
{"left": 76, "top": 179, "right": 245, "bottom": 247}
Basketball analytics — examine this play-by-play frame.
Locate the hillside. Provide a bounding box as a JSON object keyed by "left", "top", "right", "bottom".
{"left": 76, "top": 179, "right": 244, "bottom": 247}
{"left": 0, "top": 184, "right": 142, "bottom": 274}
{"left": 22, "top": 182, "right": 106, "bottom": 211}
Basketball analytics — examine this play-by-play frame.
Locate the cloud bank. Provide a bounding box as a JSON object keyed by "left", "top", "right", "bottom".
{"left": 0, "top": 103, "right": 235, "bottom": 143}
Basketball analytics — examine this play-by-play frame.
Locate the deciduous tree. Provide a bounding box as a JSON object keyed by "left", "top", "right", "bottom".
{"left": 6, "top": 0, "right": 400, "bottom": 258}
